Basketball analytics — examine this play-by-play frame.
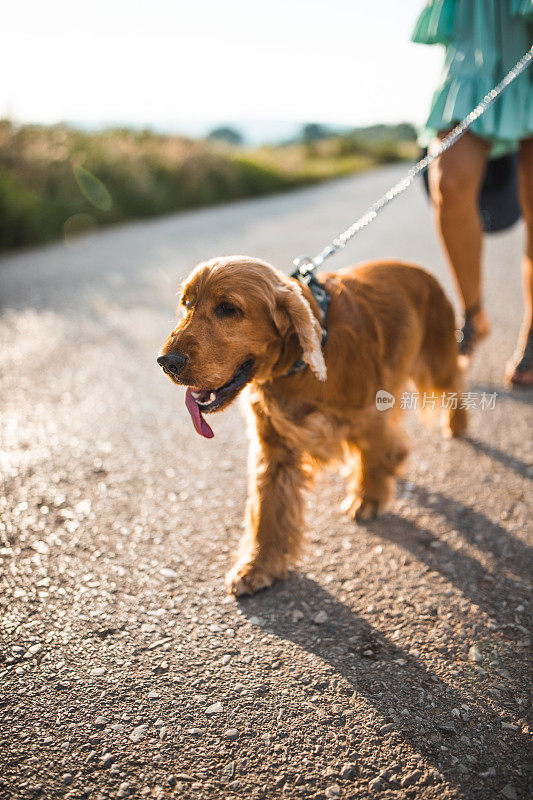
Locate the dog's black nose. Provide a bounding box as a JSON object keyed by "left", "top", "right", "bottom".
{"left": 157, "top": 352, "right": 188, "bottom": 376}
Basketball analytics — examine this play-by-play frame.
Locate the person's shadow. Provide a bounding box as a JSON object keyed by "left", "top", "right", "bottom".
{"left": 237, "top": 570, "right": 530, "bottom": 797}
{"left": 373, "top": 483, "right": 532, "bottom": 624}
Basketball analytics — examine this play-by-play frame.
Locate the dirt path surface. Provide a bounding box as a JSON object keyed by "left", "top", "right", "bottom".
{"left": 1, "top": 166, "right": 531, "bottom": 800}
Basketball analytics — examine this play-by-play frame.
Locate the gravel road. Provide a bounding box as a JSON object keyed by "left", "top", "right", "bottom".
{"left": 1, "top": 165, "right": 531, "bottom": 800}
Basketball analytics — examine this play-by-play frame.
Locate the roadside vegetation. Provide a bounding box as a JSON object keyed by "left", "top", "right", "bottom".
{"left": 0, "top": 120, "right": 418, "bottom": 251}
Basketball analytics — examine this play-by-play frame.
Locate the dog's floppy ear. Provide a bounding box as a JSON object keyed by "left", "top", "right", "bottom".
{"left": 273, "top": 280, "right": 327, "bottom": 381}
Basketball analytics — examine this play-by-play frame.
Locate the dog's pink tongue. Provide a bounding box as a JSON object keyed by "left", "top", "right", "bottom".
{"left": 185, "top": 388, "right": 214, "bottom": 439}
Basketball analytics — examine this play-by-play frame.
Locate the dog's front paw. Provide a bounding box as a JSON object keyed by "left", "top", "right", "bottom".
{"left": 226, "top": 561, "right": 283, "bottom": 597}
{"left": 442, "top": 406, "right": 468, "bottom": 439}
{"left": 342, "top": 495, "right": 384, "bottom": 521}
{"left": 354, "top": 497, "right": 381, "bottom": 521}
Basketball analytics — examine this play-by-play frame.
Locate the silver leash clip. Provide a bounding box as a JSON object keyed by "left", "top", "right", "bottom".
{"left": 292, "top": 254, "right": 317, "bottom": 278}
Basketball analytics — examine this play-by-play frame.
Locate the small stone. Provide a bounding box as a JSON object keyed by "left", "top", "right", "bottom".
{"left": 468, "top": 645, "right": 482, "bottom": 662}
{"left": 150, "top": 639, "right": 172, "bottom": 653}
{"left": 249, "top": 616, "right": 264, "bottom": 625}
{"left": 379, "top": 723, "right": 395, "bottom": 735}
{"left": 479, "top": 767, "right": 496, "bottom": 778}
{"left": 325, "top": 785, "right": 341, "bottom": 798}
{"left": 369, "top": 777, "right": 384, "bottom": 792}
{"left": 27, "top": 644, "right": 42, "bottom": 655}
{"left": 223, "top": 728, "right": 239, "bottom": 740}
{"left": 323, "top": 769, "right": 338, "bottom": 779}
{"left": 62, "top": 774, "right": 73, "bottom": 786}
{"left": 187, "top": 727, "right": 203, "bottom": 736}
{"left": 147, "top": 691, "right": 159, "bottom": 699}
{"left": 401, "top": 770, "right": 422, "bottom": 788}
{"left": 313, "top": 611, "right": 328, "bottom": 625}
{"left": 437, "top": 722, "right": 457, "bottom": 735}
{"left": 94, "top": 715, "right": 107, "bottom": 728}
{"left": 117, "top": 783, "right": 130, "bottom": 798}
{"left": 85, "top": 751, "right": 97, "bottom": 764}
{"left": 340, "top": 763, "right": 357, "bottom": 780}
{"left": 100, "top": 753, "right": 116, "bottom": 768}
{"left": 160, "top": 567, "right": 178, "bottom": 579}
{"left": 427, "top": 769, "right": 443, "bottom": 784}
{"left": 167, "top": 775, "right": 176, "bottom": 787}
{"left": 130, "top": 724, "right": 148, "bottom": 743}
{"left": 153, "top": 662, "right": 169, "bottom": 675}
{"left": 91, "top": 667, "right": 106, "bottom": 677}
{"left": 205, "top": 702, "right": 223, "bottom": 715}
{"left": 378, "top": 767, "right": 394, "bottom": 781}
{"left": 222, "top": 762, "right": 236, "bottom": 781}
{"left": 292, "top": 609, "right": 304, "bottom": 622}
{"left": 501, "top": 785, "right": 517, "bottom": 800}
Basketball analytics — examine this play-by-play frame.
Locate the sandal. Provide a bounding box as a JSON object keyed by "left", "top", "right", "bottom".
{"left": 456, "top": 301, "right": 489, "bottom": 357}
{"left": 506, "top": 329, "right": 533, "bottom": 388}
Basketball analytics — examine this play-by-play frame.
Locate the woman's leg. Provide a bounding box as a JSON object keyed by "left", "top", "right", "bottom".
{"left": 428, "top": 131, "right": 491, "bottom": 350}
{"left": 506, "top": 137, "right": 533, "bottom": 386}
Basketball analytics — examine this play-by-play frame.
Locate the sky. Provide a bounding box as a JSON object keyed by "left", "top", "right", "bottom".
{"left": 1, "top": 0, "right": 444, "bottom": 141}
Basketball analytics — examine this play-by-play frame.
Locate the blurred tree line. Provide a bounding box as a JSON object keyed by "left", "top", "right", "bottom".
{"left": 0, "top": 119, "right": 418, "bottom": 251}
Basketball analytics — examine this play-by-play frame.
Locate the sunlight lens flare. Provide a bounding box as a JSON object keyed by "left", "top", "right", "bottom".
{"left": 73, "top": 165, "right": 112, "bottom": 211}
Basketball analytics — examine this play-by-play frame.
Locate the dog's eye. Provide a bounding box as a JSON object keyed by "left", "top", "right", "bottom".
{"left": 215, "top": 302, "right": 241, "bottom": 318}
{"left": 182, "top": 297, "right": 194, "bottom": 310}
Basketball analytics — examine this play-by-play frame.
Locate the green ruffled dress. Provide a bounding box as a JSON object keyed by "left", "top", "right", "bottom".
{"left": 412, "top": 0, "right": 533, "bottom": 155}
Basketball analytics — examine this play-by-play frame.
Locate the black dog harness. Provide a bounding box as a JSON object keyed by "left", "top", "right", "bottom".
{"left": 283, "top": 265, "right": 330, "bottom": 377}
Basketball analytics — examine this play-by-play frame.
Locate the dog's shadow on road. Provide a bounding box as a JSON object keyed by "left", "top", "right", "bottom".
{"left": 238, "top": 574, "right": 529, "bottom": 796}
{"left": 233, "top": 425, "right": 531, "bottom": 794}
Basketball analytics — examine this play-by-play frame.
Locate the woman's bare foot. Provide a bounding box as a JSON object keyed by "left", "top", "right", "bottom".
{"left": 505, "top": 329, "right": 533, "bottom": 388}
{"left": 457, "top": 307, "right": 490, "bottom": 358}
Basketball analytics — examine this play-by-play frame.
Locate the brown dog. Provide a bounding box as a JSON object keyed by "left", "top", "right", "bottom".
{"left": 158, "top": 256, "right": 466, "bottom": 596}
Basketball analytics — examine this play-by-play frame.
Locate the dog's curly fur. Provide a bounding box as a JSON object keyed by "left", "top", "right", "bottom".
{"left": 159, "top": 256, "right": 467, "bottom": 596}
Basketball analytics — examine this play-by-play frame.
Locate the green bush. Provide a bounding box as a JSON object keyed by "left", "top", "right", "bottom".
{"left": 0, "top": 169, "right": 47, "bottom": 248}
{"left": 231, "top": 157, "right": 292, "bottom": 196}
{"left": 335, "top": 135, "right": 371, "bottom": 158}
{"left": 372, "top": 139, "right": 404, "bottom": 164}
{"left": 0, "top": 120, "right": 404, "bottom": 251}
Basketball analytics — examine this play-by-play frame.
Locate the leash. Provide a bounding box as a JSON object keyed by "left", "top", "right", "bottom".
{"left": 292, "top": 45, "right": 533, "bottom": 281}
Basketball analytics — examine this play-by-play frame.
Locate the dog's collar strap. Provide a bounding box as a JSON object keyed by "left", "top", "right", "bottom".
{"left": 283, "top": 270, "right": 329, "bottom": 377}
